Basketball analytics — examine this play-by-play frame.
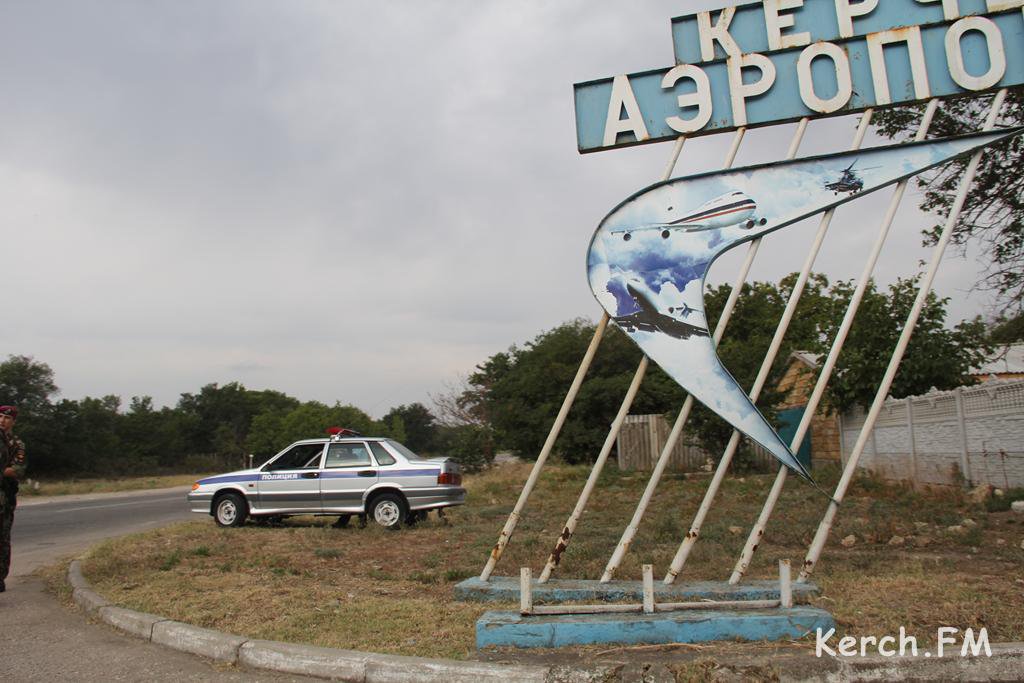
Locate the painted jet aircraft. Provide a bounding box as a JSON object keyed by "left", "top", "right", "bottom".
{"left": 613, "top": 279, "right": 709, "bottom": 341}
{"left": 588, "top": 127, "right": 1024, "bottom": 488}
{"left": 611, "top": 191, "right": 767, "bottom": 241}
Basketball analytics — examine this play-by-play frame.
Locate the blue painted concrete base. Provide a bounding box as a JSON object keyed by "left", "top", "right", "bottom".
{"left": 456, "top": 576, "right": 820, "bottom": 604}
{"left": 476, "top": 607, "right": 834, "bottom": 649}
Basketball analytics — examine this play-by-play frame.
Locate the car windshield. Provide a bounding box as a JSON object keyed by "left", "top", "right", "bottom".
{"left": 265, "top": 443, "right": 324, "bottom": 471}
{"left": 386, "top": 439, "right": 426, "bottom": 462}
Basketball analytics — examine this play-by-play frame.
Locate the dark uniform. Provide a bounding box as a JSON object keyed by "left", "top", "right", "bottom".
{"left": 0, "top": 407, "right": 25, "bottom": 591}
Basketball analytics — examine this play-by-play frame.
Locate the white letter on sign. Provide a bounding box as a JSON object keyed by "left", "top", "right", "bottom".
{"left": 727, "top": 53, "right": 777, "bottom": 126}
{"left": 986, "top": 0, "right": 1023, "bottom": 9}
{"left": 913, "top": 0, "right": 962, "bottom": 20}
{"left": 945, "top": 17, "right": 1006, "bottom": 90}
{"left": 603, "top": 75, "right": 649, "bottom": 147}
{"left": 765, "top": 0, "right": 810, "bottom": 50}
{"left": 835, "top": 0, "right": 879, "bottom": 39}
{"left": 797, "top": 42, "right": 853, "bottom": 112}
{"left": 698, "top": 7, "right": 741, "bottom": 61}
{"left": 663, "top": 65, "right": 713, "bottom": 133}
{"left": 866, "top": 27, "right": 931, "bottom": 104}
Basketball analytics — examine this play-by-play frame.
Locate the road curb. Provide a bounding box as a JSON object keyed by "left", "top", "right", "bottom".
{"left": 65, "top": 561, "right": 1024, "bottom": 681}
{"left": 72, "top": 586, "right": 111, "bottom": 613}
{"left": 152, "top": 620, "right": 248, "bottom": 663}
{"left": 67, "top": 561, "right": 552, "bottom": 681}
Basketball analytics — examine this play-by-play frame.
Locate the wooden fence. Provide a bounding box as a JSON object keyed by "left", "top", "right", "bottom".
{"left": 616, "top": 414, "right": 775, "bottom": 472}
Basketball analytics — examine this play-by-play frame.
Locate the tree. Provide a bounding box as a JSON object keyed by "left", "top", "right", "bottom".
{"left": 381, "top": 403, "right": 437, "bottom": 453}
{"left": 0, "top": 355, "right": 58, "bottom": 416}
{"left": 246, "top": 401, "right": 381, "bottom": 459}
{"left": 988, "top": 311, "right": 1024, "bottom": 344}
{"left": 459, "top": 319, "right": 685, "bottom": 463}
{"left": 873, "top": 90, "right": 1024, "bottom": 312}
{"left": 456, "top": 275, "right": 989, "bottom": 464}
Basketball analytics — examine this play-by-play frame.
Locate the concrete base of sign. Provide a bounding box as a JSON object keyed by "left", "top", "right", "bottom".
{"left": 456, "top": 576, "right": 820, "bottom": 604}
{"left": 476, "top": 606, "right": 833, "bottom": 649}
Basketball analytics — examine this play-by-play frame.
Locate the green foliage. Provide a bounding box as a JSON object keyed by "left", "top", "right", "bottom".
{"left": 464, "top": 319, "right": 684, "bottom": 463}
{"left": 873, "top": 91, "right": 1024, "bottom": 311}
{"left": 381, "top": 403, "right": 437, "bottom": 453}
{"left": 0, "top": 354, "right": 441, "bottom": 478}
{"left": 456, "top": 274, "right": 988, "bottom": 461}
{"left": 246, "top": 402, "right": 381, "bottom": 459}
{"left": 989, "top": 312, "right": 1024, "bottom": 344}
{"left": 434, "top": 423, "right": 495, "bottom": 473}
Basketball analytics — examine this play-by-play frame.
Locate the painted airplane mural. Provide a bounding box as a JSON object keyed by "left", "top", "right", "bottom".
{"left": 587, "top": 128, "right": 1023, "bottom": 486}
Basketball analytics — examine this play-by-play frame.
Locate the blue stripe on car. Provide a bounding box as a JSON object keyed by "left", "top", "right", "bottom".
{"left": 320, "top": 469, "right": 439, "bottom": 479}
{"left": 201, "top": 474, "right": 260, "bottom": 484}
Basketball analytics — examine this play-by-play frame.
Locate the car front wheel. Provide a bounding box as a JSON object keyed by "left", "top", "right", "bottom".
{"left": 369, "top": 493, "right": 406, "bottom": 530}
{"left": 214, "top": 493, "right": 248, "bottom": 527}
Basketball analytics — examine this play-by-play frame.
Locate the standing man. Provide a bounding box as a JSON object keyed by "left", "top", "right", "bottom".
{"left": 0, "top": 405, "right": 26, "bottom": 592}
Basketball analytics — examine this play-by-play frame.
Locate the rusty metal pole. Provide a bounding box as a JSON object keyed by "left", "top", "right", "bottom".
{"left": 662, "top": 111, "right": 873, "bottom": 583}
{"left": 600, "top": 124, "right": 770, "bottom": 583}
{"left": 798, "top": 90, "right": 1007, "bottom": 583}
{"left": 536, "top": 137, "right": 690, "bottom": 583}
{"left": 729, "top": 99, "right": 940, "bottom": 585}
{"left": 477, "top": 135, "right": 687, "bottom": 582}
{"left": 479, "top": 314, "right": 609, "bottom": 581}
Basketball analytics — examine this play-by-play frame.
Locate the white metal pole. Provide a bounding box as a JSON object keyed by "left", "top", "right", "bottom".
{"left": 779, "top": 559, "right": 793, "bottom": 608}
{"left": 642, "top": 564, "right": 655, "bottom": 614}
{"left": 538, "top": 357, "right": 648, "bottom": 581}
{"left": 599, "top": 122, "right": 787, "bottom": 582}
{"left": 728, "top": 99, "right": 940, "bottom": 585}
{"left": 479, "top": 135, "right": 688, "bottom": 582}
{"left": 662, "top": 112, "right": 873, "bottom": 583}
{"left": 520, "top": 567, "right": 533, "bottom": 615}
{"left": 479, "top": 313, "right": 609, "bottom": 580}
{"left": 535, "top": 138, "right": 690, "bottom": 583}
{"left": 798, "top": 90, "right": 1007, "bottom": 583}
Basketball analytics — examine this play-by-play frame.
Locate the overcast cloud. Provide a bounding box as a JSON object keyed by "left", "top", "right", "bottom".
{"left": 0, "top": 1, "right": 996, "bottom": 416}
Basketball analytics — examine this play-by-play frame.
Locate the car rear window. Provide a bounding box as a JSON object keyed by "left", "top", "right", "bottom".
{"left": 368, "top": 441, "right": 396, "bottom": 466}
{"left": 385, "top": 439, "right": 426, "bottom": 462}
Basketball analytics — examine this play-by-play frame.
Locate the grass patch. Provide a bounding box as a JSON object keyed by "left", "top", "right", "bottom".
{"left": 22, "top": 473, "right": 215, "bottom": 497}
{"left": 77, "top": 462, "right": 1024, "bottom": 660}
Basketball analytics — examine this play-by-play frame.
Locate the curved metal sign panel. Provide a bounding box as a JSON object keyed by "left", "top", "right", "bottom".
{"left": 586, "top": 128, "right": 1022, "bottom": 483}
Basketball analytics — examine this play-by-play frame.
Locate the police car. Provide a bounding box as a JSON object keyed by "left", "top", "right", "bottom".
{"left": 187, "top": 428, "right": 466, "bottom": 529}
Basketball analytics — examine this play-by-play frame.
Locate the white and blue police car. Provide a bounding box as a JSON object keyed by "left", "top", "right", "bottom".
{"left": 188, "top": 428, "right": 466, "bottom": 529}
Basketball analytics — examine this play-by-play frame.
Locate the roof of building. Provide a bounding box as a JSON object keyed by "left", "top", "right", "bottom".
{"left": 970, "top": 342, "right": 1024, "bottom": 376}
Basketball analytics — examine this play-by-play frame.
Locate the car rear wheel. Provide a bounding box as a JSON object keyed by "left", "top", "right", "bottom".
{"left": 369, "top": 493, "right": 406, "bottom": 530}
{"left": 214, "top": 493, "right": 248, "bottom": 527}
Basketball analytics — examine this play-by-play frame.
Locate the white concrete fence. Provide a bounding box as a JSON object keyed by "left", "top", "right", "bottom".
{"left": 840, "top": 378, "right": 1024, "bottom": 489}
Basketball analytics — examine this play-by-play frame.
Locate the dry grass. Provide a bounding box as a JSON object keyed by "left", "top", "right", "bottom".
{"left": 78, "top": 462, "right": 1024, "bottom": 660}
{"left": 22, "top": 473, "right": 213, "bottom": 497}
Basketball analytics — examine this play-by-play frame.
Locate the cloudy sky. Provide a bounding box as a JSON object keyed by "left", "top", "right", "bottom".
{"left": 0, "top": 1, "right": 997, "bottom": 417}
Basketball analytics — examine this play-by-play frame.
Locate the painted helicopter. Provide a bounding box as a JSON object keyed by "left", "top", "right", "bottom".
{"left": 610, "top": 190, "right": 767, "bottom": 241}
{"left": 611, "top": 278, "right": 709, "bottom": 341}
{"left": 824, "top": 160, "right": 880, "bottom": 194}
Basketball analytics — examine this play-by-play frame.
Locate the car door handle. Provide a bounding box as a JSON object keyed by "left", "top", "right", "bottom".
{"left": 302, "top": 472, "right": 320, "bottom": 479}
{"left": 357, "top": 470, "right": 376, "bottom": 477}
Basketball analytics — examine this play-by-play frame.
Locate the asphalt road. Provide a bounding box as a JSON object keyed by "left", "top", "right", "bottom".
{"left": 12, "top": 486, "right": 195, "bottom": 576}
{"left": 3, "top": 487, "right": 315, "bottom": 682}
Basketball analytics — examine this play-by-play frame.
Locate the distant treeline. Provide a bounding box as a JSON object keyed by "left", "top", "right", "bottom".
{"left": 0, "top": 355, "right": 489, "bottom": 478}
